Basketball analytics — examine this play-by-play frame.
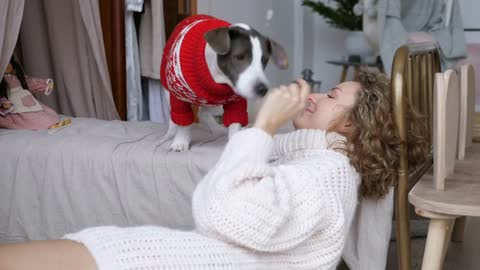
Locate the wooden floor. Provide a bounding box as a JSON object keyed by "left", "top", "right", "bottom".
{"left": 386, "top": 217, "right": 480, "bottom": 270}
{"left": 337, "top": 217, "right": 480, "bottom": 270}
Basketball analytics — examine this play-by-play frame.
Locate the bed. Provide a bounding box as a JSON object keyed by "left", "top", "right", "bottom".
{"left": 0, "top": 118, "right": 228, "bottom": 242}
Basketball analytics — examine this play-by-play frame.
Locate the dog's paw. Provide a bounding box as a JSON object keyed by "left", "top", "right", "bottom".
{"left": 169, "top": 142, "right": 189, "bottom": 152}
{"left": 169, "top": 136, "right": 190, "bottom": 152}
{"left": 168, "top": 123, "right": 191, "bottom": 152}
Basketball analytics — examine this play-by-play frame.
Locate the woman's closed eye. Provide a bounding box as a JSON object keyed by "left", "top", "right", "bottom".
{"left": 327, "top": 88, "right": 340, "bottom": 98}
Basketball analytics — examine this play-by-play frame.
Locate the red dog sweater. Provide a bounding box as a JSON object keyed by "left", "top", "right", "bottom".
{"left": 161, "top": 15, "right": 248, "bottom": 127}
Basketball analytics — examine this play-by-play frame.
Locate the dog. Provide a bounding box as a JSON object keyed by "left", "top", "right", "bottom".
{"left": 160, "top": 15, "right": 288, "bottom": 151}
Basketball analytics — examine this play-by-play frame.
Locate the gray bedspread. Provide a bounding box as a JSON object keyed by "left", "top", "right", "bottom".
{"left": 0, "top": 118, "right": 227, "bottom": 242}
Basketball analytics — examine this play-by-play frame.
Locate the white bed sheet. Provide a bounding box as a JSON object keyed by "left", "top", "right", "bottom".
{"left": 0, "top": 118, "right": 226, "bottom": 242}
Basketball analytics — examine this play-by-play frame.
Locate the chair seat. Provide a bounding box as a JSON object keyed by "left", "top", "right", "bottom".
{"left": 409, "top": 144, "right": 480, "bottom": 216}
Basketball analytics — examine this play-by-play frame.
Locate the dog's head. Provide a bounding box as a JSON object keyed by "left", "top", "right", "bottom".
{"left": 204, "top": 23, "right": 288, "bottom": 99}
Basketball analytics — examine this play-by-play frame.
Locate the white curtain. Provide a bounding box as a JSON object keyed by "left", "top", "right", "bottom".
{"left": 139, "top": 0, "right": 170, "bottom": 123}
{"left": 148, "top": 79, "right": 170, "bottom": 123}
{"left": 125, "top": 0, "right": 144, "bottom": 121}
{"left": 20, "top": 0, "right": 119, "bottom": 120}
{"left": 0, "top": 1, "right": 25, "bottom": 76}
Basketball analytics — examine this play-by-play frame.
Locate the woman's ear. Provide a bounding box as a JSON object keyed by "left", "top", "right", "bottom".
{"left": 334, "top": 110, "right": 353, "bottom": 136}
{"left": 337, "top": 121, "right": 352, "bottom": 135}
{"left": 204, "top": 27, "right": 231, "bottom": 55}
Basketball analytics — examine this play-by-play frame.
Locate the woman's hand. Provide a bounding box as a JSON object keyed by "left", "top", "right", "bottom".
{"left": 254, "top": 79, "right": 310, "bottom": 135}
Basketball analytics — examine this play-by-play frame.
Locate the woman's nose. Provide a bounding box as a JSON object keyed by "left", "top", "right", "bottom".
{"left": 308, "top": 93, "right": 325, "bottom": 103}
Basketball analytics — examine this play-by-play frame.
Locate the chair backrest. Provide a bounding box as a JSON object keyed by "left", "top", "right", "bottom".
{"left": 458, "top": 64, "right": 476, "bottom": 160}
{"left": 390, "top": 42, "right": 441, "bottom": 270}
{"left": 431, "top": 64, "right": 476, "bottom": 190}
{"left": 433, "top": 70, "right": 460, "bottom": 191}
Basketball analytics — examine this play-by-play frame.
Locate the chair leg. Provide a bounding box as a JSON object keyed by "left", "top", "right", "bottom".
{"left": 441, "top": 218, "right": 455, "bottom": 264}
{"left": 340, "top": 65, "right": 348, "bottom": 83}
{"left": 452, "top": 216, "right": 466, "bottom": 242}
{"left": 353, "top": 66, "right": 360, "bottom": 81}
{"left": 421, "top": 218, "right": 455, "bottom": 270}
{"left": 396, "top": 216, "right": 412, "bottom": 270}
{"left": 397, "top": 181, "right": 412, "bottom": 270}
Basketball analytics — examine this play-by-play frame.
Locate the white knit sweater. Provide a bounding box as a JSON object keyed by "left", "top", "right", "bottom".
{"left": 64, "top": 128, "right": 360, "bottom": 270}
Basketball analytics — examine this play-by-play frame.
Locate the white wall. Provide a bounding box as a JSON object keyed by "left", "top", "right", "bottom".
{"left": 460, "top": 0, "right": 480, "bottom": 43}
{"left": 460, "top": 0, "right": 480, "bottom": 28}
{"left": 309, "top": 9, "right": 350, "bottom": 92}
{"left": 459, "top": 0, "right": 480, "bottom": 111}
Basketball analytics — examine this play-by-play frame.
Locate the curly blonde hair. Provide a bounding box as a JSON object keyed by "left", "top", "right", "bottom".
{"left": 338, "top": 71, "right": 429, "bottom": 199}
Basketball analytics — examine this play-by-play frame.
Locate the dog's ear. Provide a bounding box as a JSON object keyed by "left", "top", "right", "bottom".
{"left": 204, "top": 27, "right": 231, "bottom": 55}
{"left": 268, "top": 39, "right": 288, "bottom": 69}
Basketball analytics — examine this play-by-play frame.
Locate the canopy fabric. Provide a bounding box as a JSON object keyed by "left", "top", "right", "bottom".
{"left": 0, "top": 0, "right": 25, "bottom": 76}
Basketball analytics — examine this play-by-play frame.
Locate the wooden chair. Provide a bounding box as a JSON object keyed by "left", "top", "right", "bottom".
{"left": 409, "top": 63, "right": 480, "bottom": 270}
{"left": 458, "top": 64, "right": 476, "bottom": 161}
{"left": 390, "top": 43, "right": 441, "bottom": 270}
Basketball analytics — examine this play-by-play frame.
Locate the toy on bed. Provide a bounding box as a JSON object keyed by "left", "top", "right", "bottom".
{"left": 0, "top": 56, "right": 61, "bottom": 130}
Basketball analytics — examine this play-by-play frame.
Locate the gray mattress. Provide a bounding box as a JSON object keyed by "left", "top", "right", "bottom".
{"left": 0, "top": 118, "right": 227, "bottom": 242}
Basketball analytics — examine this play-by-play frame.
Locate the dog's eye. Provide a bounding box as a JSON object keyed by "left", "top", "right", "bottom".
{"left": 235, "top": 54, "right": 245, "bottom": 61}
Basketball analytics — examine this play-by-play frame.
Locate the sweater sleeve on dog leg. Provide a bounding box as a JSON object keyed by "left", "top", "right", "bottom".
{"left": 169, "top": 93, "right": 195, "bottom": 126}
{"left": 223, "top": 98, "right": 248, "bottom": 127}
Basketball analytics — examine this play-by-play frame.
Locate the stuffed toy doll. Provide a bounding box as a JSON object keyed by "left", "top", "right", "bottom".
{"left": 0, "top": 57, "right": 60, "bottom": 130}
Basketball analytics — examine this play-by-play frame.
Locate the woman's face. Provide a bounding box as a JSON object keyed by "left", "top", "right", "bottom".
{"left": 293, "top": 81, "right": 361, "bottom": 132}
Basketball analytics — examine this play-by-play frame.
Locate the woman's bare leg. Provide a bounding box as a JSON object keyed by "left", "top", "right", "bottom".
{"left": 0, "top": 240, "right": 97, "bottom": 270}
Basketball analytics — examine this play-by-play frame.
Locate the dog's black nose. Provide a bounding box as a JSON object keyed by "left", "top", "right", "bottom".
{"left": 255, "top": 83, "right": 268, "bottom": 97}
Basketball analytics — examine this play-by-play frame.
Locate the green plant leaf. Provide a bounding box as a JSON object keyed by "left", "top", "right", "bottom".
{"left": 302, "top": 0, "right": 362, "bottom": 31}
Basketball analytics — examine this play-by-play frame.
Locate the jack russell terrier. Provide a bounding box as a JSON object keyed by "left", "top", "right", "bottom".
{"left": 161, "top": 15, "right": 288, "bottom": 151}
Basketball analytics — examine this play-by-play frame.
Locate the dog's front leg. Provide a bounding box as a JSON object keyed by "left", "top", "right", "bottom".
{"left": 169, "top": 123, "right": 192, "bottom": 152}
{"left": 227, "top": 123, "right": 242, "bottom": 139}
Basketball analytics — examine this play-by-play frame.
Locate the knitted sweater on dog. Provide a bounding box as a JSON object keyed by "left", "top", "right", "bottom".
{"left": 161, "top": 15, "right": 248, "bottom": 127}
{"left": 64, "top": 128, "right": 360, "bottom": 270}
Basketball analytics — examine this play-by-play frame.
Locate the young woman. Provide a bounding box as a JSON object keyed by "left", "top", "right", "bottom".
{"left": 0, "top": 71, "right": 428, "bottom": 270}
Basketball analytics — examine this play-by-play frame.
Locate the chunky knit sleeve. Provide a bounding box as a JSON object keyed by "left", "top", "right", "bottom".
{"left": 192, "top": 128, "right": 351, "bottom": 252}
